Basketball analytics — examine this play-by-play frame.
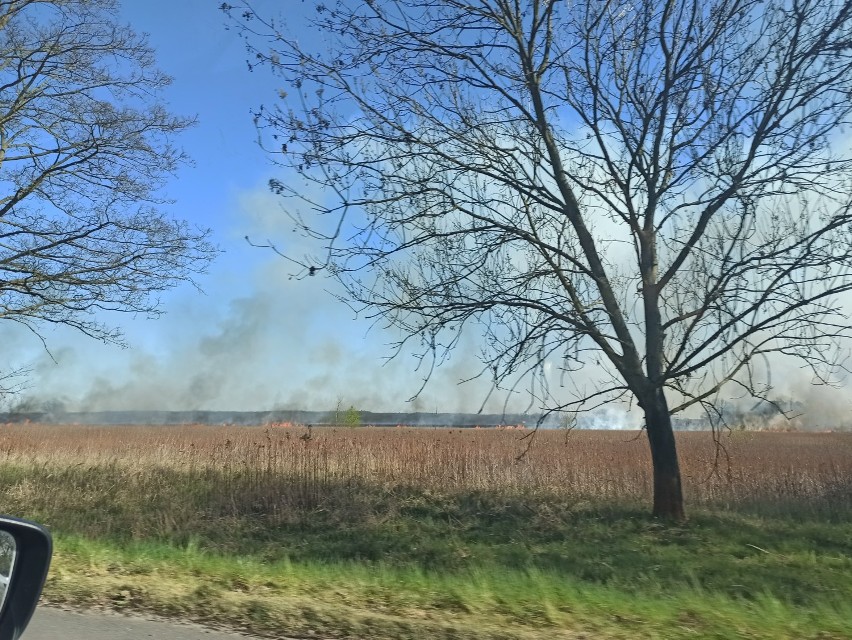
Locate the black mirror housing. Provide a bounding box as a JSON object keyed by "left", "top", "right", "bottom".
{"left": 0, "top": 517, "right": 52, "bottom": 640}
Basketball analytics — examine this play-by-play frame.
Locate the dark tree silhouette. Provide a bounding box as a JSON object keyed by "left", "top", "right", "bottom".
{"left": 1, "top": 0, "right": 216, "bottom": 349}
{"left": 225, "top": 0, "right": 852, "bottom": 519}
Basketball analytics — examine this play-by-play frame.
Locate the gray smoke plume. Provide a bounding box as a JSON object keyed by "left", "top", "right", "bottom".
{"left": 3, "top": 199, "right": 510, "bottom": 415}
{"left": 3, "top": 184, "right": 852, "bottom": 428}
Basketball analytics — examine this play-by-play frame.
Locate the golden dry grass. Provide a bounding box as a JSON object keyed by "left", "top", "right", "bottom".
{"left": 0, "top": 423, "right": 848, "bottom": 519}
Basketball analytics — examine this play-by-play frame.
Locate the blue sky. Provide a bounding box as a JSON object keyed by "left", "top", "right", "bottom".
{"left": 4, "top": 0, "right": 850, "bottom": 427}
{"left": 2, "top": 0, "right": 512, "bottom": 414}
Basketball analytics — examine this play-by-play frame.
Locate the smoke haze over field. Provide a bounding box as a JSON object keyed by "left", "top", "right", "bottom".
{"left": 4, "top": 180, "right": 852, "bottom": 427}
{"left": 1, "top": 182, "right": 527, "bottom": 416}
{"left": 3, "top": 252, "right": 509, "bottom": 415}
{"left": 3, "top": 0, "right": 852, "bottom": 431}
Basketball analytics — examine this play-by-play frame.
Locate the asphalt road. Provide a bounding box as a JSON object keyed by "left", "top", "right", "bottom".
{"left": 25, "top": 607, "right": 269, "bottom": 639}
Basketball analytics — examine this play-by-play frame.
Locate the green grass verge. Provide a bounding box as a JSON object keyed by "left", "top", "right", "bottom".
{"left": 40, "top": 522, "right": 851, "bottom": 640}
{"left": 2, "top": 462, "right": 850, "bottom": 638}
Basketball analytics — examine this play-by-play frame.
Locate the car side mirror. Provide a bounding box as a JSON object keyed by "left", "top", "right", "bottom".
{"left": 0, "top": 517, "right": 52, "bottom": 640}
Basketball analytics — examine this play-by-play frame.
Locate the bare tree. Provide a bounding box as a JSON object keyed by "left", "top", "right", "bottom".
{"left": 225, "top": 0, "right": 852, "bottom": 519}
{"left": 1, "top": 0, "right": 216, "bottom": 349}
{"left": 0, "top": 366, "right": 27, "bottom": 408}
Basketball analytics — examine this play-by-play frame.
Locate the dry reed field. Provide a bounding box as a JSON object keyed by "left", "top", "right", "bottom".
{"left": 0, "top": 423, "right": 849, "bottom": 525}
{"left": 1, "top": 423, "right": 850, "bottom": 639}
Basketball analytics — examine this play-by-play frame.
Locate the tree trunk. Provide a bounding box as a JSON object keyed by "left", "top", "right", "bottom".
{"left": 643, "top": 390, "right": 685, "bottom": 521}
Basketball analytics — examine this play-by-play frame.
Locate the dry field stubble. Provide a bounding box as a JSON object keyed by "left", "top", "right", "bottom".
{"left": 0, "top": 423, "right": 849, "bottom": 528}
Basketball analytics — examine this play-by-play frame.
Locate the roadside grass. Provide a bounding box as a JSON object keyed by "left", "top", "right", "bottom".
{"left": 38, "top": 501, "right": 852, "bottom": 639}
{"left": 0, "top": 425, "right": 850, "bottom": 638}
{"left": 41, "top": 525, "right": 851, "bottom": 640}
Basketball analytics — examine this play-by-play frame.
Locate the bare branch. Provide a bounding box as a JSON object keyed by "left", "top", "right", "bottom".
{"left": 1, "top": 0, "right": 218, "bottom": 347}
